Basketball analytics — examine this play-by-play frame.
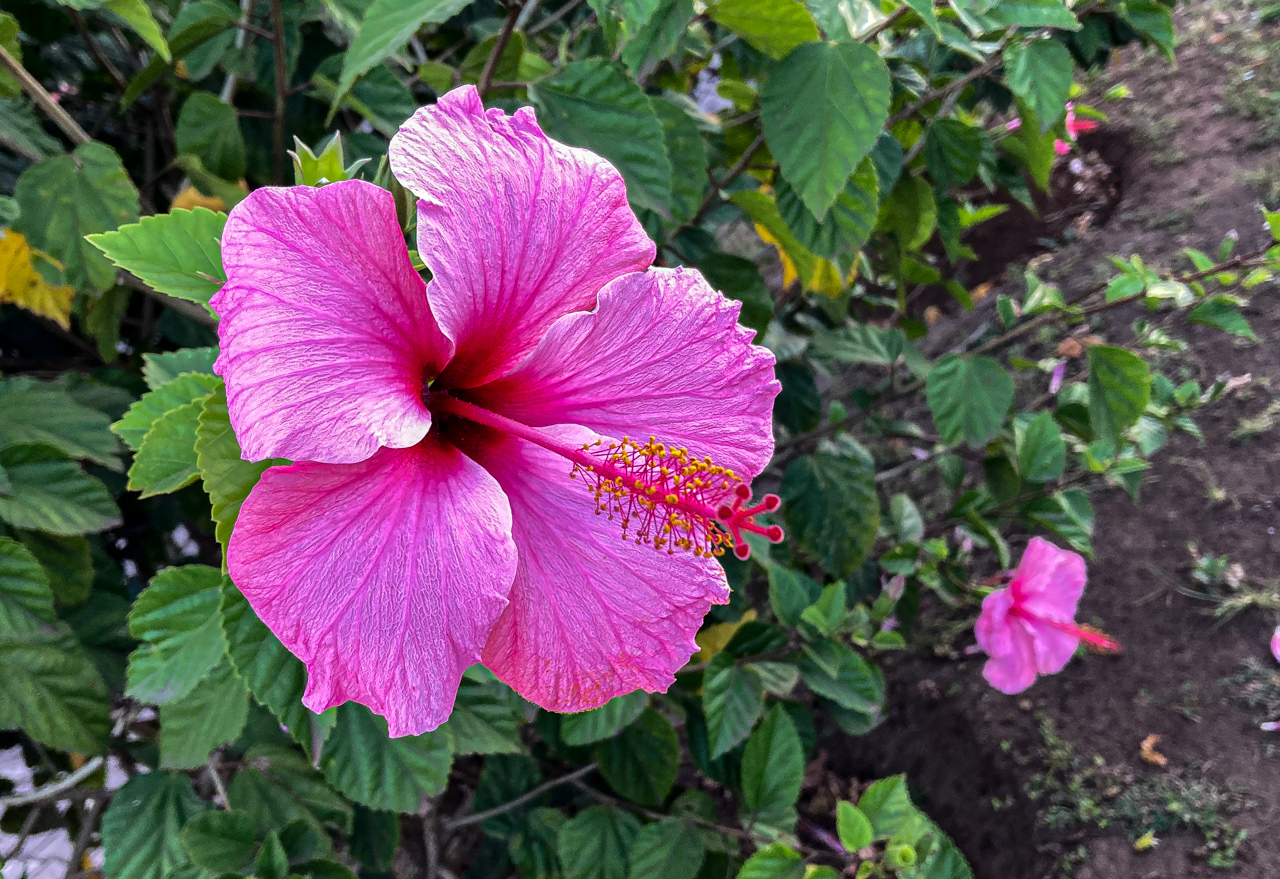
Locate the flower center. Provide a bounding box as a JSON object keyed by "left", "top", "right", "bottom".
{"left": 432, "top": 395, "right": 783, "bottom": 560}
{"left": 1010, "top": 606, "right": 1121, "bottom": 653}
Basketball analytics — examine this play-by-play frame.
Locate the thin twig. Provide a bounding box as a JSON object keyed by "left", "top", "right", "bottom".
{"left": 860, "top": 4, "right": 910, "bottom": 41}
{"left": 0, "top": 757, "right": 104, "bottom": 811}
{"left": 118, "top": 273, "right": 219, "bottom": 327}
{"left": 0, "top": 43, "right": 91, "bottom": 144}
{"left": 1, "top": 805, "right": 45, "bottom": 861}
{"left": 443, "top": 764, "right": 598, "bottom": 831}
{"left": 478, "top": 3, "right": 523, "bottom": 98}
{"left": 885, "top": 32, "right": 1015, "bottom": 129}
{"left": 686, "top": 132, "right": 768, "bottom": 230}
{"left": 64, "top": 794, "right": 110, "bottom": 879}
{"left": 219, "top": 0, "right": 254, "bottom": 103}
{"left": 269, "top": 0, "right": 288, "bottom": 184}
{"left": 68, "top": 10, "right": 128, "bottom": 89}
{"left": 528, "top": 0, "right": 586, "bottom": 35}
{"left": 205, "top": 758, "right": 230, "bottom": 808}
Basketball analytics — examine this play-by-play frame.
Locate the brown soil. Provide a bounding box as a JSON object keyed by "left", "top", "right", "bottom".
{"left": 840, "top": 2, "right": 1280, "bottom": 876}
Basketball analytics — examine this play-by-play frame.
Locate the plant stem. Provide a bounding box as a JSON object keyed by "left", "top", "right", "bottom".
{"left": 860, "top": 4, "right": 910, "bottom": 41}
{"left": 64, "top": 794, "right": 110, "bottom": 879}
{"left": 68, "top": 10, "right": 128, "bottom": 90}
{"left": 269, "top": 0, "right": 288, "bottom": 184}
{"left": 528, "top": 0, "right": 586, "bottom": 35}
{"left": 685, "top": 132, "right": 768, "bottom": 231}
{"left": 0, "top": 756, "right": 104, "bottom": 811}
{"left": 0, "top": 43, "right": 91, "bottom": 145}
{"left": 443, "top": 763, "right": 598, "bottom": 831}
{"left": 478, "top": 4, "right": 523, "bottom": 99}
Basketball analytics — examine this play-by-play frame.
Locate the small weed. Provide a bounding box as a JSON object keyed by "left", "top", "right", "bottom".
{"left": 1239, "top": 156, "right": 1280, "bottom": 209}
{"left": 1027, "top": 716, "right": 1252, "bottom": 871}
{"left": 1137, "top": 683, "right": 1211, "bottom": 723}
{"left": 1227, "top": 657, "right": 1280, "bottom": 724}
{"left": 1232, "top": 398, "right": 1280, "bottom": 439}
{"left": 1179, "top": 544, "right": 1280, "bottom": 620}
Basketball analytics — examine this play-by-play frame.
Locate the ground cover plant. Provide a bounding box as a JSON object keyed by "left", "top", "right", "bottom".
{"left": 1, "top": 0, "right": 1277, "bottom": 876}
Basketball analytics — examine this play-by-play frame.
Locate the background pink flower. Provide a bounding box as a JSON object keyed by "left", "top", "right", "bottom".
{"left": 210, "top": 86, "right": 781, "bottom": 736}
{"left": 974, "top": 537, "right": 1118, "bottom": 693}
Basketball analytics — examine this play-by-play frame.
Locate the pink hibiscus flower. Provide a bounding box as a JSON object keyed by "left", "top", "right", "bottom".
{"left": 974, "top": 537, "right": 1118, "bottom": 693}
{"left": 210, "top": 85, "right": 781, "bottom": 736}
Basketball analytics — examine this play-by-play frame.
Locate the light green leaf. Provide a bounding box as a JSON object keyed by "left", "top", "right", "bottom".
{"left": 1188, "top": 296, "right": 1258, "bottom": 340}
{"left": 0, "top": 445, "right": 121, "bottom": 536}
{"left": 879, "top": 174, "right": 937, "bottom": 251}
{"left": 628, "top": 818, "right": 705, "bottom": 879}
{"left": 14, "top": 141, "right": 140, "bottom": 292}
{"left": 780, "top": 451, "right": 879, "bottom": 576}
{"left": 0, "top": 376, "right": 121, "bottom": 468}
{"left": 88, "top": 208, "right": 226, "bottom": 305}
{"left": 1086, "top": 345, "right": 1151, "bottom": 448}
{"left": 708, "top": 0, "right": 819, "bottom": 59}
{"left": 196, "top": 386, "right": 282, "bottom": 550}
{"left": 857, "top": 775, "right": 918, "bottom": 840}
{"left": 558, "top": 806, "right": 641, "bottom": 879}
{"left": 703, "top": 652, "right": 764, "bottom": 758}
{"left": 762, "top": 41, "right": 891, "bottom": 220}
{"left": 159, "top": 654, "right": 249, "bottom": 768}
{"left": 1016, "top": 412, "right": 1065, "bottom": 482}
{"left": 175, "top": 93, "right": 245, "bottom": 182}
{"left": 767, "top": 566, "right": 823, "bottom": 627}
{"left": 985, "top": 0, "right": 1079, "bottom": 29}
{"left": 619, "top": 0, "right": 694, "bottom": 73}
{"left": 1122, "top": 0, "right": 1174, "bottom": 57}
{"left": 736, "top": 843, "right": 805, "bottom": 879}
{"left": 740, "top": 706, "right": 804, "bottom": 828}
{"left": 143, "top": 347, "right": 218, "bottom": 390}
{"left": 800, "top": 639, "right": 884, "bottom": 720}
{"left": 459, "top": 31, "right": 528, "bottom": 84}
{"left": 0, "top": 13, "right": 21, "bottom": 99}
{"left": 220, "top": 578, "right": 335, "bottom": 756}
{"left": 561, "top": 690, "right": 649, "bottom": 746}
{"left": 836, "top": 802, "right": 873, "bottom": 851}
{"left": 594, "top": 708, "right": 680, "bottom": 806}
{"left": 336, "top": 0, "right": 476, "bottom": 102}
{"left": 126, "top": 564, "right": 226, "bottom": 704}
{"left": 532, "top": 59, "right": 673, "bottom": 215}
{"left": 180, "top": 810, "right": 259, "bottom": 874}
{"left": 776, "top": 158, "right": 879, "bottom": 265}
{"left": 104, "top": 0, "right": 171, "bottom": 61}
{"left": 1004, "top": 39, "right": 1074, "bottom": 130}
{"left": 102, "top": 773, "right": 210, "bottom": 879}
{"left": 926, "top": 355, "right": 1014, "bottom": 447}
{"left": 128, "top": 398, "right": 208, "bottom": 498}
{"left": 113, "top": 372, "right": 222, "bottom": 452}
{"left": 319, "top": 703, "right": 454, "bottom": 812}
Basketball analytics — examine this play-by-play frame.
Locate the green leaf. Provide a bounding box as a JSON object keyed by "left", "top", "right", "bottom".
{"left": 335, "top": 0, "right": 477, "bottom": 101}
{"left": 159, "top": 655, "right": 249, "bottom": 768}
{"left": 509, "top": 807, "right": 567, "bottom": 879}
{"left": 180, "top": 810, "right": 259, "bottom": 874}
{"left": 113, "top": 372, "right": 223, "bottom": 452}
{"left": 740, "top": 706, "right": 804, "bottom": 827}
{"left": 319, "top": 703, "right": 454, "bottom": 812}
{"left": 229, "top": 743, "right": 353, "bottom": 840}
{"left": 472, "top": 754, "right": 544, "bottom": 840}
{"left": 1004, "top": 39, "right": 1074, "bottom": 130}
{"left": 1188, "top": 296, "right": 1258, "bottom": 340}
{"left": 696, "top": 253, "right": 774, "bottom": 334}
{"left": 985, "top": 0, "right": 1079, "bottom": 29}
{"left": 836, "top": 802, "right": 873, "bottom": 851}
{"left": 703, "top": 652, "right": 764, "bottom": 758}
{"left": 1002, "top": 102, "right": 1057, "bottom": 190}
{"left": 175, "top": 93, "right": 245, "bottom": 182}
{"left": 857, "top": 775, "right": 918, "bottom": 840}
{"left": 104, "top": 0, "right": 171, "bottom": 61}
{"left": 708, "top": 0, "right": 819, "bottom": 59}
{"left": 14, "top": 141, "right": 140, "bottom": 292}
{"left": 776, "top": 158, "right": 879, "bottom": 264}
{"left": 762, "top": 41, "right": 891, "bottom": 220}
{"left": 1086, "top": 345, "right": 1151, "bottom": 448}
{"left": 653, "top": 97, "right": 709, "bottom": 225}
{"left": 780, "top": 451, "right": 879, "bottom": 576}
{"left": 730, "top": 190, "right": 834, "bottom": 293}
{"left": 0, "top": 445, "right": 121, "bottom": 536}
{"left": 88, "top": 209, "right": 227, "bottom": 305}
{"left": 128, "top": 399, "right": 208, "bottom": 498}
{"left": 0, "top": 377, "right": 121, "bottom": 469}
{"left": 0, "top": 13, "right": 22, "bottom": 99}
{"left": 736, "top": 843, "right": 804, "bottom": 879}
{"left": 1021, "top": 488, "right": 1094, "bottom": 556}
{"left": 0, "top": 627, "right": 110, "bottom": 753}
{"left": 15, "top": 530, "right": 93, "bottom": 606}
{"left": 926, "top": 355, "right": 1014, "bottom": 447}
{"left": 628, "top": 818, "right": 705, "bottom": 879}
{"left": 126, "top": 564, "right": 226, "bottom": 704}
{"left": 558, "top": 806, "right": 641, "bottom": 879}
{"left": 1016, "top": 412, "right": 1066, "bottom": 482}
{"left": 0, "top": 98, "right": 64, "bottom": 160}
{"left": 0, "top": 536, "right": 55, "bottom": 630}
{"left": 196, "top": 386, "right": 281, "bottom": 551}
{"left": 767, "top": 565, "right": 823, "bottom": 627}
{"left": 532, "top": 59, "right": 673, "bottom": 215}
{"left": 619, "top": 0, "right": 695, "bottom": 73}
{"left": 120, "top": 6, "right": 237, "bottom": 108}
{"left": 561, "top": 690, "right": 649, "bottom": 746}
{"left": 879, "top": 174, "right": 938, "bottom": 251}
{"left": 102, "top": 773, "right": 210, "bottom": 879}
{"left": 594, "top": 707, "right": 679, "bottom": 806}
{"left": 445, "top": 669, "right": 524, "bottom": 756}
{"left": 800, "top": 581, "right": 846, "bottom": 636}
{"left": 923, "top": 119, "right": 984, "bottom": 189}
{"left": 220, "top": 579, "right": 334, "bottom": 755}
{"left": 459, "top": 31, "right": 528, "bottom": 84}
{"left": 172, "top": 154, "right": 247, "bottom": 208}
{"left": 143, "top": 347, "right": 218, "bottom": 389}
{"left": 799, "top": 640, "right": 884, "bottom": 718}
{"left": 1120, "top": 0, "right": 1173, "bottom": 57}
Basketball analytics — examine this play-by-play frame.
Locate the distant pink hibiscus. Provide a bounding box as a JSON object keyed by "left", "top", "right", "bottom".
{"left": 974, "top": 538, "right": 1119, "bottom": 694}
{"left": 211, "top": 86, "right": 781, "bottom": 736}
{"left": 1005, "top": 102, "right": 1099, "bottom": 155}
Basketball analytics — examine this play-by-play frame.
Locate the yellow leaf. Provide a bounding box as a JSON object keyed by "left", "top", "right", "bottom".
{"left": 0, "top": 229, "right": 74, "bottom": 328}
{"left": 171, "top": 183, "right": 226, "bottom": 212}
{"left": 693, "top": 608, "right": 756, "bottom": 664}
{"left": 756, "top": 224, "right": 797, "bottom": 288}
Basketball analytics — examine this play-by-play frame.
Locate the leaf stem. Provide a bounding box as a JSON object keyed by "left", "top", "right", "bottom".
{"left": 443, "top": 763, "right": 598, "bottom": 831}
{"left": 478, "top": 4, "right": 523, "bottom": 99}
{"left": 0, "top": 43, "right": 91, "bottom": 145}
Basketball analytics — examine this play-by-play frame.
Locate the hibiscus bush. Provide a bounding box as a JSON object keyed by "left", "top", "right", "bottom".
{"left": 2, "top": 0, "right": 1278, "bottom": 877}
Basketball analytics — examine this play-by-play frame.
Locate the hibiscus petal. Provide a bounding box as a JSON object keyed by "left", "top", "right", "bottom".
{"left": 227, "top": 439, "right": 517, "bottom": 736}
{"left": 474, "top": 267, "right": 780, "bottom": 477}
{"left": 213, "top": 180, "right": 451, "bottom": 464}
{"left": 974, "top": 588, "right": 1015, "bottom": 658}
{"left": 982, "top": 617, "right": 1039, "bottom": 694}
{"left": 1024, "top": 617, "right": 1080, "bottom": 676}
{"left": 1011, "top": 537, "right": 1086, "bottom": 621}
{"left": 465, "top": 425, "right": 729, "bottom": 712}
{"left": 388, "top": 85, "right": 655, "bottom": 388}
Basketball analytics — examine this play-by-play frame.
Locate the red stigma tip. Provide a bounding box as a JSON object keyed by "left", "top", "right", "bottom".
{"left": 765, "top": 525, "right": 784, "bottom": 542}
{"left": 763, "top": 494, "right": 781, "bottom": 512}
{"left": 734, "top": 544, "right": 751, "bottom": 560}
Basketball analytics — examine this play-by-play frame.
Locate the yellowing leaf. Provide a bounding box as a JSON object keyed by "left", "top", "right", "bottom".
{"left": 0, "top": 230, "right": 74, "bottom": 329}
{"left": 693, "top": 609, "right": 756, "bottom": 664}
{"left": 171, "top": 181, "right": 245, "bottom": 213}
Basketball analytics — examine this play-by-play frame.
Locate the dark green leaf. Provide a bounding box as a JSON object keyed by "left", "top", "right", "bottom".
{"left": 1121, "top": 0, "right": 1173, "bottom": 56}
{"left": 781, "top": 451, "right": 879, "bottom": 576}
{"left": 653, "top": 97, "right": 709, "bottom": 225}
{"left": 594, "top": 708, "right": 679, "bottom": 806}
{"left": 620, "top": 0, "right": 695, "bottom": 73}
{"left": 985, "top": 0, "right": 1079, "bottom": 29}
{"left": 762, "top": 41, "right": 891, "bottom": 219}
{"left": 703, "top": 652, "right": 764, "bottom": 758}
{"left": 446, "top": 669, "right": 523, "bottom": 756}
{"left": 88, "top": 208, "right": 227, "bottom": 305}
{"left": 799, "top": 640, "right": 884, "bottom": 717}
{"left": 113, "top": 372, "right": 223, "bottom": 452}
{"left": 561, "top": 690, "right": 649, "bottom": 746}
{"left": 1004, "top": 40, "right": 1074, "bottom": 129}
{"left": 923, "top": 119, "right": 984, "bottom": 189}
{"left": 878, "top": 174, "right": 937, "bottom": 251}
{"left": 319, "top": 703, "right": 454, "bottom": 812}
{"left": 0, "top": 536, "right": 56, "bottom": 630}
{"left": 774, "top": 362, "right": 822, "bottom": 434}
{"left": 776, "top": 158, "right": 879, "bottom": 264}
{"left": 767, "top": 565, "right": 823, "bottom": 627}
{"left": 740, "top": 706, "right": 804, "bottom": 828}
{"left": 695, "top": 253, "right": 774, "bottom": 334}
{"left": 229, "top": 743, "right": 353, "bottom": 841}
{"left": 1016, "top": 412, "right": 1066, "bottom": 482}
{"left": 0, "top": 628, "right": 110, "bottom": 753}
{"left": 175, "top": 94, "right": 245, "bottom": 181}
{"left": 101, "top": 773, "right": 210, "bottom": 879}
{"left": 557, "top": 806, "right": 641, "bottom": 879}
{"left": 1086, "top": 345, "right": 1151, "bottom": 448}
{"left": 0, "top": 377, "right": 121, "bottom": 469}
{"left": 926, "top": 355, "right": 1014, "bottom": 447}
{"left": 736, "top": 843, "right": 805, "bottom": 879}
{"left": 180, "top": 809, "right": 259, "bottom": 873}
{"left": 159, "top": 655, "right": 249, "bottom": 768}
{"left": 628, "top": 818, "right": 705, "bottom": 879}
{"left": 1188, "top": 297, "right": 1258, "bottom": 340}
{"left": 0, "top": 445, "right": 121, "bottom": 536}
